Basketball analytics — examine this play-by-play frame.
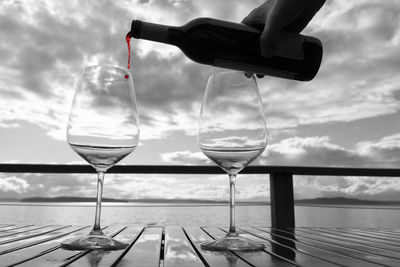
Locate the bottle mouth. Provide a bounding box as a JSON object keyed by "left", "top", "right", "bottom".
{"left": 130, "top": 20, "right": 142, "bottom": 38}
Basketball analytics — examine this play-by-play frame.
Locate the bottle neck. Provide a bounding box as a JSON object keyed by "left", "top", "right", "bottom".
{"left": 130, "top": 20, "right": 177, "bottom": 45}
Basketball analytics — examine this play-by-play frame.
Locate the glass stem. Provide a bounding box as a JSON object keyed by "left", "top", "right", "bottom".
{"left": 91, "top": 171, "right": 105, "bottom": 235}
{"left": 228, "top": 174, "right": 238, "bottom": 236}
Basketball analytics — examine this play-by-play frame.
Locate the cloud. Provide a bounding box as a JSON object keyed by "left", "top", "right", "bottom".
{"left": 294, "top": 176, "right": 400, "bottom": 201}
{"left": 355, "top": 134, "right": 400, "bottom": 167}
{"left": 161, "top": 134, "right": 400, "bottom": 169}
{"left": 0, "top": 121, "right": 21, "bottom": 129}
{"left": 0, "top": 0, "right": 142, "bottom": 140}
{"left": 120, "top": 134, "right": 400, "bottom": 201}
{"left": 103, "top": 173, "right": 269, "bottom": 201}
{"left": 160, "top": 150, "right": 211, "bottom": 164}
{"left": 160, "top": 136, "right": 365, "bottom": 167}
{"left": 0, "top": 0, "right": 214, "bottom": 141}
{"left": 260, "top": 0, "right": 400, "bottom": 130}
{"left": 2, "top": 0, "right": 400, "bottom": 143}
{"left": 259, "top": 135, "right": 400, "bottom": 168}
{"left": 0, "top": 176, "right": 29, "bottom": 194}
{"left": 260, "top": 136, "right": 367, "bottom": 166}
{"left": 132, "top": 53, "right": 210, "bottom": 139}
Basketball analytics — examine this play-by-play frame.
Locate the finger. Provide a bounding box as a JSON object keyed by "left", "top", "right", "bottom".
{"left": 261, "top": 0, "right": 305, "bottom": 57}
{"left": 283, "top": 0, "right": 326, "bottom": 32}
{"left": 266, "top": 0, "right": 305, "bottom": 30}
{"left": 241, "top": 1, "right": 273, "bottom": 31}
{"left": 260, "top": 25, "right": 280, "bottom": 57}
{"left": 244, "top": 72, "right": 253, "bottom": 78}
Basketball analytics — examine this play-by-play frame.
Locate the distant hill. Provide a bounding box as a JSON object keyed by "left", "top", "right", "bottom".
{"left": 20, "top": 196, "right": 228, "bottom": 204}
{"left": 0, "top": 197, "right": 20, "bottom": 202}
{"left": 295, "top": 197, "right": 400, "bottom": 206}
{"left": 20, "top": 196, "right": 129, "bottom": 203}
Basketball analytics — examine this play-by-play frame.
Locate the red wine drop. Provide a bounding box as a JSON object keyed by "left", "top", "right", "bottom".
{"left": 125, "top": 74, "right": 129, "bottom": 79}
{"left": 126, "top": 32, "right": 132, "bottom": 69}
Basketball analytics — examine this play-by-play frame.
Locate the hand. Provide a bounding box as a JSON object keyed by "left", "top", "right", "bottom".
{"left": 242, "top": 0, "right": 326, "bottom": 57}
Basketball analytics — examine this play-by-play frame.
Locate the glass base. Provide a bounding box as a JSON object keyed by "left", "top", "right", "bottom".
{"left": 61, "top": 233, "right": 128, "bottom": 251}
{"left": 201, "top": 234, "right": 264, "bottom": 251}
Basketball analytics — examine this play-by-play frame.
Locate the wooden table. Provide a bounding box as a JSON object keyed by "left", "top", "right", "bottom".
{"left": 0, "top": 224, "right": 400, "bottom": 266}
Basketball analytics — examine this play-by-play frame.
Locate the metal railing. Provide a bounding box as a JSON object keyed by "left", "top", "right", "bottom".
{"left": 2, "top": 164, "right": 400, "bottom": 229}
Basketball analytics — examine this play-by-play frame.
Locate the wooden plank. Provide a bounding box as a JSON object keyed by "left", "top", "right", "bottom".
{"left": 314, "top": 228, "right": 400, "bottom": 244}
{"left": 259, "top": 226, "right": 395, "bottom": 267}
{"left": 0, "top": 226, "right": 91, "bottom": 266}
{"left": 116, "top": 226, "right": 163, "bottom": 267}
{"left": 0, "top": 224, "right": 14, "bottom": 229}
{"left": 63, "top": 226, "right": 144, "bottom": 267}
{"left": 13, "top": 226, "right": 125, "bottom": 267}
{"left": 0, "top": 225, "right": 33, "bottom": 233}
{"left": 0, "top": 225, "right": 49, "bottom": 238}
{"left": 270, "top": 172, "right": 295, "bottom": 230}
{"left": 0, "top": 225, "right": 15, "bottom": 231}
{"left": 0, "top": 225, "right": 70, "bottom": 247}
{"left": 302, "top": 228, "right": 400, "bottom": 247}
{"left": 355, "top": 228, "right": 400, "bottom": 238}
{"left": 4, "top": 225, "right": 400, "bottom": 267}
{"left": 239, "top": 227, "right": 348, "bottom": 267}
{"left": 164, "top": 226, "right": 205, "bottom": 267}
{"left": 202, "top": 227, "right": 294, "bottom": 267}
{"left": 258, "top": 227, "right": 398, "bottom": 267}
{"left": 183, "top": 227, "right": 252, "bottom": 267}
{"left": 0, "top": 226, "right": 87, "bottom": 256}
{"left": 375, "top": 228, "right": 400, "bottom": 235}
{"left": 293, "top": 228, "right": 400, "bottom": 254}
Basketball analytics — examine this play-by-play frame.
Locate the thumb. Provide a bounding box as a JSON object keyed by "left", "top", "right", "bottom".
{"left": 260, "top": 23, "right": 280, "bottom": 57}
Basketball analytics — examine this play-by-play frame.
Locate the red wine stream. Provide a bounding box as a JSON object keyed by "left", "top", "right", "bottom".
{"left": 126, "top": 32, "right": 132, "bottom": 70}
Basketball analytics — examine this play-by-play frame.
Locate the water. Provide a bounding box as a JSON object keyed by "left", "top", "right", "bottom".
{"left": 1, "top": 202, "right": 400, "bottom": 228}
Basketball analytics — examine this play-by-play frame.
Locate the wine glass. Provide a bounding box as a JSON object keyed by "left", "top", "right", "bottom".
{"left": 198, "top": 70, "right": 267, "bottom": 251}
{"left": 61, "top": 65, "right": 139, "bottom": 250}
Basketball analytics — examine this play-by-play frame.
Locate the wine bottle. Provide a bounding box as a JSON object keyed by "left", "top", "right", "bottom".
{"left": 129, "top": 17, "right": 323, "bottom": 81}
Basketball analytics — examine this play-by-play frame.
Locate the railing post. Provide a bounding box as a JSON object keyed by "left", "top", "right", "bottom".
{"left": 269, "top": 171, "right": 296, "bottom": 259}
{"left": 270, "top": 171, "right": 295, "bottom": 230}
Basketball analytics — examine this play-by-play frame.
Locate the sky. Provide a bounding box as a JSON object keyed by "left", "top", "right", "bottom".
{"left": 1, "top": 0, "right": 400, "bottom": 201}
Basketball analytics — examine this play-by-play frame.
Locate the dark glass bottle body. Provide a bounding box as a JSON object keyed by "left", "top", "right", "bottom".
{"left": 130, "top": 17, "right": 322, "bottom": 81}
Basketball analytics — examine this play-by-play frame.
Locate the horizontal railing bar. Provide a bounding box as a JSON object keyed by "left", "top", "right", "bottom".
{"left": 0, "top": 164, "right": 400, "bottom": 176}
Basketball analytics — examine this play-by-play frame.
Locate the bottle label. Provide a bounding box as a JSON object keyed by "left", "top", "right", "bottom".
{"left": 228, "top": 20, "right": 304, "bottom": 60}
{"left": 214, "top": 59, "right": 296, "bottom": 79}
